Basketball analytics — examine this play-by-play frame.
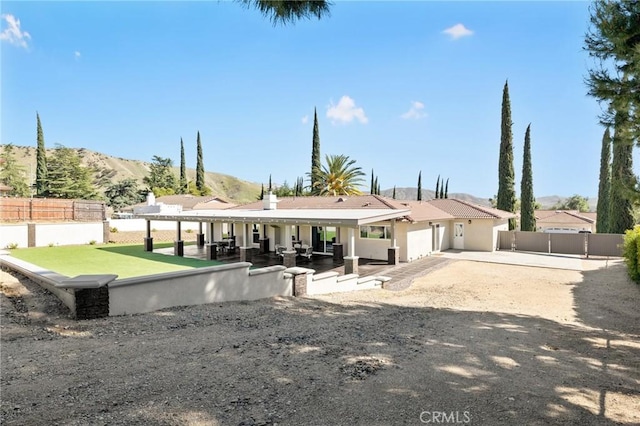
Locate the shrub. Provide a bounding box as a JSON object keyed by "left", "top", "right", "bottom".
{"left": 5, "top": 242, "right": 18, "bottom": 250}
{"left": 48, "top": 242, "right": 55, "bottom": 247}
{"left": 110, "top": 227, "right": 118, "bottom": 233}
{"left": 622, "top": 226, "right": 640, "bottom": 282}
{"left": 185, "top": 229, "right": 193, "bottom": 234}
{"left": 89, "top": 240, "right": 97, "bottom": 245}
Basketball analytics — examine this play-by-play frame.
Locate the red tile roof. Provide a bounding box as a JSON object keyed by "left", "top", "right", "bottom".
{"left": 428, "top": 199, "right": 516, "bottom": 219}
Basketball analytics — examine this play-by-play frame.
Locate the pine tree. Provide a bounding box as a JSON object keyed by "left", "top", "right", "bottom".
{"left": 143, "top": 155, "right": 177, "bottom": 196}
{"left": 195, "top": 132, "right": 205, "bottom": 192}
{"left": 417, "top": 171, "right": 422, "bottom": 201}
{"left": 497, "top": 80, "right": 517, "bottom": 229}
{"left": 35, "top": 113, "right": 47, "bottom": 196}
{"left": 596, "top": 128, "right": 612, "bottom": 233}
{"left": 435, "top": 175, "right": 440, "bottom": 199}
{"left": 609, "top": 119, "right": 635, "bottom": 233}
{"left": 45, "top": 145, "right": 98, "bottom": 199}
{"left": 520, "top": 124, "right": 536, "bottom": 231}
{"left": 0, "top": 144, "right": 31, "bottom": 197}
{"left": 310, "top": 108, "right": 321, "bottom": 190}
{"left": 392, "top": 186, "right": 396, "bottom": 199}
{"left": 179, "top": 138, "right": 187, "bottom": 194}
{"left": 444, "top": 178, "right": 449, "bottom": 199}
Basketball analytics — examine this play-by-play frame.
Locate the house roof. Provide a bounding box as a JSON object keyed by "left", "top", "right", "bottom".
{"left": 535, "top": 210, "right": 595, "bottom": 224}
{"left": 392, "top": 200, "right": 454, "bottom": 221}
{"left": 231, "top": 194, "right": 405, "bottom": 210}
{"left": 428, "top": 199, "right": 516, "bottom": 219}
{"left": 138, "top": 208, "right": 410, "bottom": 227}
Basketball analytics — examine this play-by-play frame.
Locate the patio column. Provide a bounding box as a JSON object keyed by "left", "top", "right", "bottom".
{"left": 240, "top": 222, "right": 252, "bottom": 262}
{"left": 205, "top": 222, "right": 217, "bottom": 260}
{"left": 388, "top": 219, "right": 399, "bottom": 265}
{"left": 333, "top": 226, "right": 343, "bottom": 261}
{"left": 344, "top": 227, "right": 358, "bottom": 275}
{"left": 144, "top": 220, "right": 153, "bottom": 252}
{"left": 196, "top": 222, "right": 205, "bottom": 247}
{"left": 174, "top": 221, "right": 184, "bottom": 256}
{"left": 283, "top": 224, "right": 296, "bottom": 267}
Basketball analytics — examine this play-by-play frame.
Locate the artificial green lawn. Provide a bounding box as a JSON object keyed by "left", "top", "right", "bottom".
{"left": 9, "top": 243, "right": 224, "bottom": 279}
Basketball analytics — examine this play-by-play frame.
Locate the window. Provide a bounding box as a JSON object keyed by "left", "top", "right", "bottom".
{"left": 359, "top": 225, "right": 390, "bottom": 240}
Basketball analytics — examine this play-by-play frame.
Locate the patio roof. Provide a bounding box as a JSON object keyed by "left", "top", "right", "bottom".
{"left": 138, "top": 208, "right": 411, "bottom": 227}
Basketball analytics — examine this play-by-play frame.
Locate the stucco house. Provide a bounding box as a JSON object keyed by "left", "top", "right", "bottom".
{"left": 138, "top": 194, "right": 515, "bottom": 268}
{"left": 534, "top": 210, "right": 596, "bottom": 233}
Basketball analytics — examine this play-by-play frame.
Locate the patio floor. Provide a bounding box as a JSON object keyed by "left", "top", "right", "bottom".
{"left": 154, "top": 244, "right": 393, "bottom": 277}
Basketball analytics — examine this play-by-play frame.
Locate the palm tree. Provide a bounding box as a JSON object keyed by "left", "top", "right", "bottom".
{"left": 238, "top": 0, "right": 331, "bottom": 25}
{"left": 310, "top": 154, "right": 365, "bottom": 196}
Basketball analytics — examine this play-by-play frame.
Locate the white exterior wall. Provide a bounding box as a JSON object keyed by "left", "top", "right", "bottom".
{"left": 35, "top": 223, "right": 104, "bottom": 247}
{"left": 434, "top": 222, "right": 450, "bottom": 251}
{"left": 404, "top": 222, "right": 432, "bottom": 262}
{"left": 0, "top": 224, "right": 28, "bottom": 248}
{"left": 492, "top": 220, "right": 509, "bottom": 250}
{"left": 355, "top": 222, "right": 392, "bottom": 260}
{"left": 456, "top": 219, "right": 506, "bottom": 251}
{"left": 109, "top": 263, "right": 290, "bottom": 316}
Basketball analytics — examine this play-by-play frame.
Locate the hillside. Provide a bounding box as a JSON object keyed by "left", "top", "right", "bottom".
{"left": 3, "top": 145, "right": 595, "bottom": 210}
{"left": 3, "top": 145, "right": 262, "bottom": 204}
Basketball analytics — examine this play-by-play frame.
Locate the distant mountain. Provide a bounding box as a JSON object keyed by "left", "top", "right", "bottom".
{"left": 3, "top": 145, "right": 262, "bottom": 204}
{"left": 4, "top": 145, "right": 597, "bottom": 210}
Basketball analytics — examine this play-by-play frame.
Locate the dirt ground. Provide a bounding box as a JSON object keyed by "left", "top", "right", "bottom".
{"left": 1, "top": 259, "right": 639, "bottom": 425}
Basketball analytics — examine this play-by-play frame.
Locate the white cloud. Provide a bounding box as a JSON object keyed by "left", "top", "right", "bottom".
{"left": 301, "top": 115, "right": 309, "bottom": 124}
{"left": 442, "top": 23, "right": 473, "bottom": 40}
{"left": 326, "top": 96, "right": 368, "bottom": 125}
{"left": 0, "top": 14, "right": 31, "bottom": 49}
{"left": 401, "top": 101, "right": 427, "bottom": 120}
{"left": 74, "top": 51, "right": 81, "bottom": 59}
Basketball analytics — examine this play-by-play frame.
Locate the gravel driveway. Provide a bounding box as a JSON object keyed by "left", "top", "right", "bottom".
{"left": 1, "top": 259, "right": 639, "bottom": 425}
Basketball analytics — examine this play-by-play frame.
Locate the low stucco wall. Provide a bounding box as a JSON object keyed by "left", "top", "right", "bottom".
{"left": 0, "top": 224, "right": 28, "bottom": 249}
{"left": 405, "top": 222, "right": 432, "bottom": 262}
{"left": 109, "top": 263, "right": 290, "bottom": 316}
{"left": 35, "top": 222, "right": 105, "bottom": 247}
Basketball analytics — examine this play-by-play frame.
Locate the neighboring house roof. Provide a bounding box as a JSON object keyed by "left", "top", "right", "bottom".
{"left": 128, "top": 194, "right": 233, "bottom": 212}
{"left": 428, "top": 199, "right": 516, "bottom": 219}
{"left": 535, "top": 210, "right": 595, "bottom": 224}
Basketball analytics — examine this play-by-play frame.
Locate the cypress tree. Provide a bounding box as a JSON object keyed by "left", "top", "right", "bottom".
{"left": 370, "top": 169, "right": 375, "bottom": 194}
{"left": 259, "top": 184, "right": 264, "bottom": 200}
{"left": 520, "top": 124, "right": 536, "bottom": 231}
{"left": 417, "top": 171, "right": 422, "bottom": 201}
{"left": 439, "top": 182, "right": 444, "bottom": 199}
{"left": 268, "top": 174, "right": 272, "bottom": 193}
{"left": 310, "top": 108, "right": 321, "bottom": 190}
{"left": 497, "top": 80, "right": 517, "bottom": 229}
{"left": 444, "top": 178, "right": 449, "bottom": 199}
{"left": 35, "top": 113, "right": 47, "bottom": 196}
{"left": 435, "top": 175, "right": 440, "bottom": 199}
{"left": 609, "top": 120, "right": 634, "bottom": 233}
{"left": 596, "top": 128, "right": 612, "bottom": 233}
{"left": 196, "top": 131, "right": 205, "bottom": 192}
{"left": 376, "top": 181, "right": 380, "bottom": 196}
{"left": 373, "top": 176, "right": 379, "bottom": 195}
{"left": 392, "top": 185, "right": 396, "bottom": 199}
{"left": 179, "top": 138, "right": 187, "bottom": 194}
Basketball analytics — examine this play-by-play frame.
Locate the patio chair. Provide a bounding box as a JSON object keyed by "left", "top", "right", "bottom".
{"left": 276, "top": 245, "right": 286, "bottom": 258}
{"left": 299, "top": 246, "right": 313, "bottom": 260}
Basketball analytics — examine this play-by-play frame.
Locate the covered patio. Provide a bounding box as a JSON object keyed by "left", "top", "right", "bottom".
{"left": 138, "top": 196, "right": 410, "bottom": 275}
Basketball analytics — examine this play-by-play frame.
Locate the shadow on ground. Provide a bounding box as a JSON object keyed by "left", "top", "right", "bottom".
{"left": 1, "top": 262, "right": 639, "bottom": 425}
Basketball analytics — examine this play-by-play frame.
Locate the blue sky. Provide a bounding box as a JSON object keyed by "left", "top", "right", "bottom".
{"left": 1, "top": 1, "right": 610, "bottom": 198}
